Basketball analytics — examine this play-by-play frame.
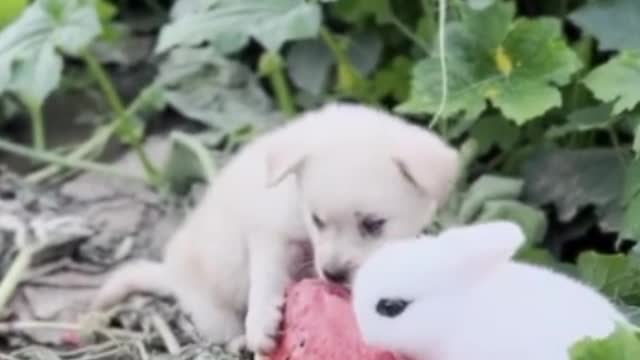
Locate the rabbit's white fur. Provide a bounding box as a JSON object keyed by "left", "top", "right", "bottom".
{"left": 90, "top": 102, "right": 460, "bottom": 355}
{"left": 352, "top": 221, "right": 629, "bottom": 360}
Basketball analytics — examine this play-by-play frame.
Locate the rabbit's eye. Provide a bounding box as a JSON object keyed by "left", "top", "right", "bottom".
{"left": 376, "top": 298, "right": 411, "bottom": 318}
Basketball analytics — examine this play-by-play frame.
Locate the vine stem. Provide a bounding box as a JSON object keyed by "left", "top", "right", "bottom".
{"left": 388, "top": 13, "right": 430, "bottom": 54}
{"left": 81, "top": 49, "right": 161, "bottom": 185}
{"left": 0, "top": 136, "right": 147, "bottom": 183}
{"left": 430, "top": 0, "right": 449, "bottom": 131}
{"left": 26, "top": 123, "right": 114, "bottom": 183}
{"left": 259, "top": 51, "right": 296, "bottom": 116}
{"left": 320, "top": 27, "right": 348, "bottom": 64}
{"left": 24, "top": 100, "right": 45, "bottom": 152}
{"left": 270, "top": 57, "right": 296, "bottom": 116}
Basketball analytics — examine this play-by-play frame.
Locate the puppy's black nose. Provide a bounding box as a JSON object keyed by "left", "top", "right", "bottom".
{"left": 322, "top": 269, "right": 349, "bottom": 284}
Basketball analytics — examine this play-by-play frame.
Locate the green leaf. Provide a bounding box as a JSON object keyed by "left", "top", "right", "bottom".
{"left": 330, "top": 0, "right": 392, "bottom": 25}
{"left": 458, "top": 174, "right": 524, "bottom": 223}
{"left": 157, "top": 0, "right": 321, "bottom": 53}
{"left": 163, "top": 130, "right": 217, "bottom": 195}
{"left": 286, "top": 39, "right": 333, "bottom": 96}
{"left": 570, "top": 325, "right": 640, "bottom": 360}
{"left": 474, "top": 199, "right": 548, "bottom": 245}
{"left": 347, "top": 32, "right": 383, "bottom": 76}
{"left": 577, "top": 251, "right": 640, "bottom": 305}
{"left": 583, "top": 51, "right": 640, "bottom": 116}
{"left": 522, "top": 148, "right": 625, "bottom": 224}
{"left": 155, "top": 46, "right": 284, "bottom": 133}
{"left": 622, "top": 159, "right": 640, "bottom": 240}
{"left": 515, "top": 247, "right": 577, "bottom": 277}
{"left": 467, "top": 0, "right": 495, "bottom": 10}
{"left": 469, "top": 114, "right": 519, "bottom": 155}
{"left": 397, "top": 2, "right": 582, "bottom": 124}
{"left": 0, "top": 0, "right": 101, "bottom": 105}
{"left": 569, "top": 0, "right": 640, "bottom": 52}
{"left": 96, "top": 0, "right": 117, "bottom": 22}
{"left": 618, "top": 304, "right": 640, "bottom": 326}
{"left": 546, "top": 104, "right": 616, "bottom": 138}
{"left": 369, "top": 55, "right": 412, "bottom": 103}
{"left": 0, "top": 0, "right": 27, "bottom": 28}
{"left": 623, "top": 195, "right": 640, "bottom": 241}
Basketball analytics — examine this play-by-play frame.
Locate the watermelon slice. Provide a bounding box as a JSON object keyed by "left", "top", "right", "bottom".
{"left": 267, "top": 279, "right": 411, "bottom": 360}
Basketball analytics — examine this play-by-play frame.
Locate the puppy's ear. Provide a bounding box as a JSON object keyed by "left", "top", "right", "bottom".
{"left": 392, "top": 131, "right": 460, "bottom": 207}
{"left": 265, "top": 136, "right": 307, "bottom": 187}
{"left": 439, "top": 221, "right": 526, "bottom": 286}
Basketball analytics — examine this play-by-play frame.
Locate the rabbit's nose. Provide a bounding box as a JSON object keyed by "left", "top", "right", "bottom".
{"left": 322, "top": 268, "right": 349, "bottom": 284}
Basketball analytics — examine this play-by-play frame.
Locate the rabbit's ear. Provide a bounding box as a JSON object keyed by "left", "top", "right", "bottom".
{"left": 439, "top": 221, "right": 526, "bottom": 285}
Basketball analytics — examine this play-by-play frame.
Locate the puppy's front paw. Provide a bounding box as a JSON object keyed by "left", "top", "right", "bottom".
{"left": 225, "top": 334, "right": 248, "bottom": 355}
{"left": 245, "top": 297, "right": 285, "bottom": 355}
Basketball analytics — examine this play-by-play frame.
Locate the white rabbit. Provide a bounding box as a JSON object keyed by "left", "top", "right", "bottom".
{"left": 352, "top": 220, "right": 631, "bottom": 360}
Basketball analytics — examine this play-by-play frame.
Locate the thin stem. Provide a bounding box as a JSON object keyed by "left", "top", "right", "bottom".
{"left": 81, "top": 49, "right": 161, "bottom": 184}
{"left": 607, "top": 126, "right": 627, "bottom": 165}
{"left": 26, "top": 123, "right": 115, "bottom": 183}
{"left": 388, "top": 13, "right": 430, "bottom": 54}
{"left": 0, "top": 136, "right": 148, "bottom": 183}
{"left": 270, "top": 64, "right": 296, "bottom": 116}
{"left": 320, "top": 27, "right": 348, "bottom": 64}
{"left": 82, "top": 49, "right": 127, "bottom": 117}
{"left": 25, "top": 100, "right": 45, "bottom": 152}
{"left": 260, "top": 51, "right": 296, "bottom": 116}
{"left": 430, "top": 0, "right": 449, "bottom": 131}
{"left": 26, "top": 85, "right": 166, "bottom": 184}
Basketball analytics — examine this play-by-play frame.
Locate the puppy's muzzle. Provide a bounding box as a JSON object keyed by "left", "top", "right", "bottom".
{"left": 321, "top": 267, "right": 350, "bottom": 284}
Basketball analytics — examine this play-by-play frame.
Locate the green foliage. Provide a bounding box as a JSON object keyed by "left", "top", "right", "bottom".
{"left": 397, "top": 1, "right": 582, "bottom": 125}
{"left": 522, "top": 148, "right": 625, "bottom": 228}
{"left": 2, "top": 1, "right": 640, "bottom": 356}
{"left": 156, "top": 0, "right": 322, "bottom": 54}
{"left": 0, "top": 0, "right": 101, "bottom": 105}
{"left": 0, "top": 0, "right": 27, "bottom": 28}
{"left": 578, "top": 251, "right": 640, "bottom": 305}
{"left": 583, "top": 51, "right": 640, "bottom": 116}
{"left": 433, "top": 173, "right": 548, "bottom": 245}
{"left": 570, "top": 325, "right": 640, "bottom": 360}
{"left": 154, "top": 46, "right": 283, "bottom": 132}
{"left": 570, "top": 0, "right": 640, "bottom": 51}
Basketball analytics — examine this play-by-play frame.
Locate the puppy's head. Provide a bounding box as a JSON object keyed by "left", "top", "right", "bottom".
{"left": 266, "top": 103, "right": 460, "bottom": 285}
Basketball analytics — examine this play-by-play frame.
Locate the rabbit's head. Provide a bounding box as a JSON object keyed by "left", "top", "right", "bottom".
{"left": 351, "top": 220, "right": 526, "bottom": 358}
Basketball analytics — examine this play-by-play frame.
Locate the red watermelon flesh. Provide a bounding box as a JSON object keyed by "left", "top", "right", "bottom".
{"left": 267, "top": 279, "right": 412, "bottom": 360}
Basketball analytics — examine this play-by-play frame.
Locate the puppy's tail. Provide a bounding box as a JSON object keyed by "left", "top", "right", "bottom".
{"left": 90, "top": 259, "right": 173, "bottom": 311}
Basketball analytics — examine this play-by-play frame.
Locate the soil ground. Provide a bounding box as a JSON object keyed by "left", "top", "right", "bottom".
{"left": 0, "top": 139, "right": 249, "bottom": 360}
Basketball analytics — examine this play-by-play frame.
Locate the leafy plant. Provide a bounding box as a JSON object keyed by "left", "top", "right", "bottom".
{"left": 397, "top": 1, "right": 582, "bottom": 127}
{"left": 0, "top": 0, "right": 161, "bottom": 184}
{"left": 570, "top": 325, "right": 640, "bottom": 360}
{"left": 2, "top": 0, "right": 640, "bottom": 357}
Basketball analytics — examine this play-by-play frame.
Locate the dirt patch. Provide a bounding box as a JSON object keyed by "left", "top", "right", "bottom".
{"left": 0, "top": 144, "right": 247, "bottom": 359}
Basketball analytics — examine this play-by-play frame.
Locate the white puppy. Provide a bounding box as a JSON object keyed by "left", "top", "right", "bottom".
{"left": 90, "top": 102, "right": 460, "bottom": 354}
{"left": 352, "top": 221, "right": 630, "bottom": 360}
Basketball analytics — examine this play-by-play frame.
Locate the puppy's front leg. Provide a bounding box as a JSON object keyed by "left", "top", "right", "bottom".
{"left": 245, "top": 232, "right": 292, "bottom": 355}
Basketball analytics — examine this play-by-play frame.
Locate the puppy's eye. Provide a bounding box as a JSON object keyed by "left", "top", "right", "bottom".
{"left": 311, "top": 213, "right": 326, "bottom": 229}
{"left": 359, "top": 216, "right": 386, "bottom": 237}
{"left": 376, "top": 298, "right": 411, "bottom": 318}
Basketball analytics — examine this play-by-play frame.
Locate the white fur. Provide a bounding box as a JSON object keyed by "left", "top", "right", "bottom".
{"left": 90, "top": 102, "right": 460, "bottom": 354}
{"left": 352, "top": 221, "right": 630, "bottom": 360}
